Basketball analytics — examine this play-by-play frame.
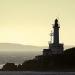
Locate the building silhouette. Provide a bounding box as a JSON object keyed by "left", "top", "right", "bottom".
{"left": 35, "top": 19, "right": 64, "bottom": 61}
{"left": 43, "top": 19, "right": 64, "bottom": 56}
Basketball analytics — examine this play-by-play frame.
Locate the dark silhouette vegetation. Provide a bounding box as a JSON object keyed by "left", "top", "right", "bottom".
{"left": 1, "top": 47, "right": 75, "bottom": 71}
{"left": 2, "top": 63, "right": 17, "bottom": 71}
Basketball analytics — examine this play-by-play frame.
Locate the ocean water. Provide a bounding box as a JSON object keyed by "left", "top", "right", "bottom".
{"left": 0, "top": 71, "right": 75, "bottom": 75}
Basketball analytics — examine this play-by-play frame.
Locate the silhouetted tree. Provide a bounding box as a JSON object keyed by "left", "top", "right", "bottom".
{"left": 2, "top": 63, "right": 17, "bottom": 71}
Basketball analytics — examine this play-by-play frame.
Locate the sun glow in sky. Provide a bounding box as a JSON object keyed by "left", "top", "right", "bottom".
{"left": 0, "top": 0, "right": 75, "bottom": 46}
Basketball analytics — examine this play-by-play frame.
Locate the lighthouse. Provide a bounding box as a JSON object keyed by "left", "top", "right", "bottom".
{"left": 43, "top": 19, "right": 64, "bottom": 56}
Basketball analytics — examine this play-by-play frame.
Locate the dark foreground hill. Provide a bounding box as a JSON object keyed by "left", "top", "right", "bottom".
{"left": 2, "top": 47, "right": 75, "bottom": 71}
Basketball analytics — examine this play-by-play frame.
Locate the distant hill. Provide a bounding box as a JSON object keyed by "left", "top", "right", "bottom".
{"left": 0, "top": 43, "right": 73, "bottom": 52}
{"left": 0, "top": 43, "right": 47, "bottom": 65}
{"left": 0, "top": 43, "right": 46, "bottom": 52}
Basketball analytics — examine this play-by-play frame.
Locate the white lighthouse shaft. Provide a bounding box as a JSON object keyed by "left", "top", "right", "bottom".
{"left": 53, "top": 19, "right": 60, "bottom": 44}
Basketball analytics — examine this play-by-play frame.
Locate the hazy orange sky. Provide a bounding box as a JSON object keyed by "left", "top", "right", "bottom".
{"left": 0, "top": 0, "right": 75, "bottom": 46}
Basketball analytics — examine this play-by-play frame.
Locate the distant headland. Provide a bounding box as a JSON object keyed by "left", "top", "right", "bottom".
{"left": 1, "top": 19, "right": 75, "bottom": 71}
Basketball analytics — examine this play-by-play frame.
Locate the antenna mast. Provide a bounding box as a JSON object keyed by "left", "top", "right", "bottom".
{"left": 50, "top": 30, "right": 53, "bottom": 43}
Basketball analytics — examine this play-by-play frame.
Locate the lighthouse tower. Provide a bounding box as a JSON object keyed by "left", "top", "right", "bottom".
{"left": 53, "top": 19, "right": 60, "bottom": 44}
{"left": 43, "top": 19, "right": 64, "bottom": 56}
